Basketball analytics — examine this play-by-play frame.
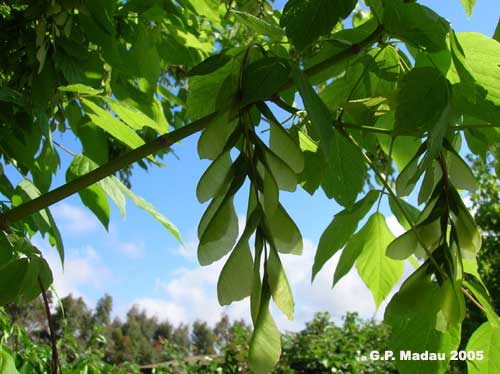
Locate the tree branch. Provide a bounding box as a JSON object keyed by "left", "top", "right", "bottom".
{"left": 0, "top": 25, "right": 385, "bottom": 229}
{"left": 0, "top": 113, "right": 216, "bottom": 229}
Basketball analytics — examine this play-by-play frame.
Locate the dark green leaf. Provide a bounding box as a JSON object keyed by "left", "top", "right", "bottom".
{"left": 280, "top": 0, "right": 357, "bottom": 50}
{"left": 321, "top": 132, "right": 366, "bottom": 207}
{"left": 292, "top": 67, "right": 334, "bottom": 160}
{"left": 395, "top": 67, "right": 449, "bottom": 135}
{"left": 198, "top": 196, "right": 239, "bottom": 265}
{"left": 383, "top": 0, "right": 450, "bottom": 51}
{"left": 242, "top": 58, "right": 290, "bottom": 106}
{"left": 0, "top": 258, "right": 28, "bottom": 305}
{"left": 312, "top": 190, "right": 379, "bottom": 280}
{"left": 187, "top": 53, "right": 232, "bottom": 77}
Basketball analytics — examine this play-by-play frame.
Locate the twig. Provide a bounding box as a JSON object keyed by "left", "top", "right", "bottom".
{"left": 53, "top": 140, "right": 77, "bottom": 157}
{"left": 39, "top": 276, "right": 61, "bottom": 374}
{"left": 461, "top": 286, "right": 488, "bottom": 314}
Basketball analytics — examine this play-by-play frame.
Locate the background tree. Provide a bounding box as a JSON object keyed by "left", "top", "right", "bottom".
{"left": 191, "top": 320, "right": 216, "bottom": 355}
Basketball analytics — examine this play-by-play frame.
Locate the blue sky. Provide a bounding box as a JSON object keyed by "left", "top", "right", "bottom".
{"left": 15, "top": 1, "right": 499, "bottom": 330}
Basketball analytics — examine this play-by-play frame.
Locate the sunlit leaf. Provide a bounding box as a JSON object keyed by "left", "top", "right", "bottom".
{"left": 355, "top": 213, "right": 403, "bottom": 307}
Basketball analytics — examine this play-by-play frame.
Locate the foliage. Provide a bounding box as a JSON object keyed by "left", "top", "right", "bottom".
{"left": 1, "top": 298, "right": 396, "bottom": 374}
{"left": 0, "top": 0, "right": 500, "bottom": 373}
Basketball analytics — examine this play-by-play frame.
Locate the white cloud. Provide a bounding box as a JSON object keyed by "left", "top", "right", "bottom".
{"left": 39, "top": 240, "right": 112, "bottom": 300}
{"left": 107, "top": 224, "right": 145, "bottom": 258}
{"left": 51, "top": 202, "right": 99, "bottom": 234}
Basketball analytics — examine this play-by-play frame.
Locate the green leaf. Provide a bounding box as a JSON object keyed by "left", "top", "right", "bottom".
{"left": 395, "top": 67, "right": 449, "bottom": 135}
{"left": 186, "top": 51, "right": 241, "bottom": 120}
{"left": 242, "top": 58, "right": 290, "bottom": 106}
{"left": 99, "top": 176, "right": 126, "bottom": 219}
{"left": 198, "top": 111, "right": 239, "bottom": 160}
{"left": 198, "top": 196, "right": 239, "bottom": 265}
{"left": 67, "top": 156, "right": 111, "bottom": 229}
{"left": 70, "top": 155, "right": 126, "bottom": 218}
{"left": 451, "top": 203, "right": 482, "bottom": 259}
{"left": 395, "top": 144, "right": 427, "bottom": 197}
{"left": 418, "top": 161, "right": 442, "bottom": 205}
{"left": 456, "top": 32, "right": 500, "bottom": 107}
{"left": 466, "top": 322, "right": 500, "bottom": 373}
{"left": 459, "top": 0, "right": 477, "bottom": 17}
{"left": 297, "top": 131, "right": 325, "bottom": 195}
{"left": 265, "top": 204, "right": 302, "bottom": 255}
{"left": 129, "top": 27, "right": 161, "bottom": 93}
{"left": 280, "top": 0, "right": 356, "bottom": 50}
{"left": 249, "top": 278, "right": 281, "bottom": 374}
{"left": 321, "top": 132, "right": 366, "bottom": 207}
{"left": 217, "top": 240, "right": 253, "bottom": 305}
{"left": 187, "top": 53, "right": 232, "bottom": 77}
{"left": 17, "top": 256, "right": 53, "bottom": 304}
{"left": 217, "top": 208, "right": 261, "bottom": 305}
{"left": 196, "top": 152, "right": 233, "bottom": 203}
{"left": 232, "top": 10, "right": 285, "bottom": 38}
{"left": 446, "top": 150, "right": 477, "bottom": 192}
{"left": 262, "top": 148, "right": 297, "bottom": 192}
{"left": 14, "top": 180, "right": 52, "bottom": 232}
{"left": 58, "top": 84, "right": 101, "bottom": 95}
{"left": 383, "top": 0, "right": 450, "bottom": 51}
{"left": 262, "top": 167, "right": 279, "bottom": 216}
{"left": 292, "top": 67, "right": 334, "bottom": 160}
{"left": 0, "top": 348, "right": 19, "bottom": 374}
{"left": 103, "top": 98, "right": 167, "bottom": 134}
{"left": 251, "top": 231, "right": 264, "bottom": 324}
{"left": 0, "top": 258, "right": 29, "bottom": 305}
{"left": 386, "top": 220, "right": 441, "bottom": 260}
{"left": 312, "top": 190, "right": 379, "bottom": 281}
{"left": 267, "top": 247, "right": 294, "bottom": 320}
{"left": 375, "top": 112, "right": 421, "bottom": 172}
{"left": 114, "top": 178, "right": 182, "bottom": 243}
{"left": 81, "top": 98, "right": 145, "bottom": 149}
{"left": 385, "top": 265, "right": 463, "bottom": 374}
{"left": 355, "top": 213, "right": 403, "bottom": 307}
{"left": 269, "top": 121, "right": 304, "bottom": 174}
